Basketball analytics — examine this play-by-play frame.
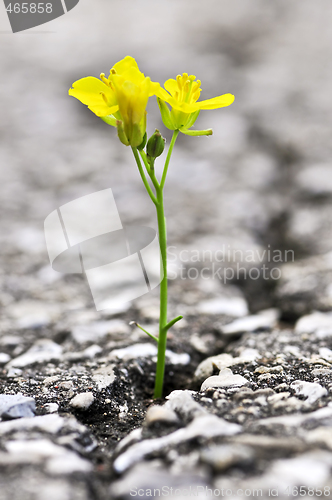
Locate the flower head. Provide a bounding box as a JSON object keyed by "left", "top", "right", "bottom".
{"left": 157, "top": 73, "right": 234, "bottom": 136}
{"left": 69, "top": 56, "right": 161, "bottom": 147}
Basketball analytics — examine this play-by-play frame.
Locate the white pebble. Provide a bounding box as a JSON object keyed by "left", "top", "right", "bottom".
{"left": 201, "top": 369, "right": 249, "bottom": 391}
{"left": 70, "top": 392, "right": 94, "bottom": 410}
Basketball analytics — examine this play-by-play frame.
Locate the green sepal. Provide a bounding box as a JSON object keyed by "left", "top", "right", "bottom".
{"left": 137, "top": 132, "right": 147, "bottom": 151}
{"left": 100, "top": 115, "right": 117, "bottom": 127}
{"left": 116, "top": 120, "right": 130, "bottom": 146}
{"left": 157, "top": 98, "right": 175, "bottom": 130}
{"left": 182, "top": 110, "right": 200, "bottom": 130}
{"left": 181, "top": 128, "right": 213, "bottom": 137}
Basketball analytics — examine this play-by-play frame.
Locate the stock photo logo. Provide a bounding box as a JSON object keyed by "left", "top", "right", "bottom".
{"left": 3, "top": 0, "right": 79, "bottom": 33}
{"left": 44, "top": 188, "right": 162, "bottom": 311}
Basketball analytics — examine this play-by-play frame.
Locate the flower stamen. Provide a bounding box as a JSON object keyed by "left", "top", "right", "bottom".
{"left": 100, "top": 92, "right": 109, "bottom": 105}
{"left": 100, "top": 73, "right": 109, "bottom": 86}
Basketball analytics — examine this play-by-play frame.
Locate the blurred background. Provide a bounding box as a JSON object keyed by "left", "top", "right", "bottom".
{"left": 1, "top": 0, "right": 332, "bottom": 329}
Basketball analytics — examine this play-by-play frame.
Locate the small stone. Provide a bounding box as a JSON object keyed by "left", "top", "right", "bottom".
{"left": 257, "top": 373, "right": 273, "bottom": 382}
{"left": 4, "top": 438, "right": 92, "bottom": 474}
{"left": 111, "top": 462, "right": 208, "bottom": 498}
{"left": 290, "top": 380, "right": 327, "bottom": 404}
{"left": 190, "top": 333, "right": 215, "bottom": 354}
{"left": 296, "top": 163, "right": 332, "bottom": 196}
{"left": 253, "top": 406, "right": 332, "bottom": 429}
{"left": 109, "top": 343, "right": 157, "bottom": 361}
{"left": 308, "top": 355, "right": 331, "bottom": 367}
{"left": 319, "top": 347, "right": 332, "bottom": 362}
{"left": 200, "top": 397, "right": 213, "bottom": 404}
{"left": 221, "top": 312, "right": 277, "bottom": 336}
{"left": 237, "top": 349, "right": 260, "bottom": 362}
{"left": 164, "top": 390, "right": 207, "bottom": 420}
{"left": 194, "top": 351, "right": 258, "bottom": 385}
{"left": 0, "top": 414, "right": 65, "bottom": 435}
{"left": 71, "top": 319, "right": 130, "bottom": 344}
{"left": 253, "top": 388, "right": 275, "bottom": 397}
{"left": 197, "top": 297, "right": 248, "bottom": 317}
{"left": 7, "top": 339, "right": 62, "bottom": 368}
{"left": 109, "top": 343, "right": 189, "bottom": 365}
{"left": 0, "top": 394, "right": 35, "bottom": 420}
{"left": 268, "top": 392, "right": 290, "bottom": 405}
{"left": 194, "top": 354, "right": 235, "bottom": 384}
{"left": 164, "top": 350, "right": 190, "bottom": 365}
{"left": 113, "top": 414, "right": 241, "bottom": 473}
{"left": 0, "top": 335, "right": 21, "bottom": 347}
{"left": 115, "top": 428, "right": 143, "bottom": 456}
{"left": 305, "top": 427, "right": 332, "bottom": 450}
{"left": 312, "top": 368, "right": 332, "bottom": 377}
{"left": 283, "top": 345, "right": 300, "bottom": 356}
{"left": 201, "top": 369, "right": 249, "bottom": 391}
{"left": 295, "top": 312, "right": 332, "bottom": 336}
{"left": 255, "top": 365, "right": 283, "bottom": 374}
{"left": 275, "top": 383, "right": 289, "bottom": 392}
{"left": 254, "top": 396, "right": 268, "bottom": 406}
{"left": 5, "top": 438, "right": 66, "bottom": 461}
{"left": 118, "top": 402, "right": 128, "bottom": 420}
{"left": 59, "top": 381, "right": 73, "bottom": 391}
{"left": 43, "top": 376, "right": 60, "bottom": 387}
{"left": 70, "top": 392, "right": 94, "bottom": 410}
{"left": 215, "top": 399, "right": 228, "bottom": 409}
{"left": 232, "top": 388, "right": 254, "bottom": 401}
{"left": 43, "top": 403, "right": 59, "bottom": 414}
{"left": 7, "top": 301, "right": 61, "bottom": 329}
{"left": 0, "top": 353, "right": 10, "bottom": 364}
{"left": 144, "top": 406, "right": 179, "bottom": 426}
{"left": 267, "top": 452, "right": 331, "bottom": 488}
{"left": 46, "top": 453, "right": 93, "bottom": 475}
{"left": 65, "top": 344, "right": 102, "bottom": 361}
{"left": 232, "top": 434, "right": 307, "bottom": 454}
{"left": 6, "top": 367, "right": 23, "bottom": 378}
{"left": 92, "top": 365, "right": 116, "bottom": 390}
{"left": 200, "top": 444, "right": 254, "bottom": 471}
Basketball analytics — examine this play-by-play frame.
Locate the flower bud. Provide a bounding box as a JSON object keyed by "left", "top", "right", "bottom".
{"left": 146, "top": 130, "right": 165, "bottom": 159}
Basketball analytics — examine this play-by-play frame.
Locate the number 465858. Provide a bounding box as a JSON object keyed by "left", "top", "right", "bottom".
{"left": 6, "top": 3, "right": 53, "bottom": 14}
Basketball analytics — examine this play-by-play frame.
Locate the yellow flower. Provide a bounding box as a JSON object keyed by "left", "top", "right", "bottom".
{"left": 68, "top": 56, "right": 161, "bottom": 147}
{"left": 157, "top": 73, "right": 234, "bottom": 136}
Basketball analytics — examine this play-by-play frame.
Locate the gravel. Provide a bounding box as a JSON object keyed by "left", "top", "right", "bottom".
{"left": 2, "top": 1, "right": 332, "bottom": 498}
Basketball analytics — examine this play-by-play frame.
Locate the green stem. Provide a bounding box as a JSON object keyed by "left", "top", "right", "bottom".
{"left": 138, "top": 149, "right": 151, "bottom": 174}
{"left": 130, "top": 322, "right": 159, "bottom": 343}
{"left": 160, "top": 130, "right": 179, "bottom": 189}
{"left": 134, "top": 133, "right": 179, "bottom": 398}
{"left": 154, "top": 185, "right": 168, "bottom": 398}
{"left": 132, "top": 147, "right": 157, "bottom": 206}
{"left": 147, "top": 158, "right": 161, "bottom": 192}
{"left": 165, "top": 315, "right": 183, "bottom": 331}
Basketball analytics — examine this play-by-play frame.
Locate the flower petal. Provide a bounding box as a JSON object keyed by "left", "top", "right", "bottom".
{"left": 112, "top": 56, "right": 139, "bottom": 75}
{"left": 150, "top": 82, "right": 170, "bottom": 100}
{"left": 88, "top": 103, "right": 119, "bottom": 117}
{"left": 164, "top": 97, "right": 199, "bottom": 113}
{"left": 69, "top": 77, "right": 110, "bottom": 105}
{"left": 196, "top": 93, "right": 235, "bottom": 110}
{"left": 164, "top": 78, "right": 178, "bottom": 96}
{"left": 69, "top": 77, "right": 119, "bottom": 117}
{"left": 119, "top": 66, "right": 145, "bottom": 85}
